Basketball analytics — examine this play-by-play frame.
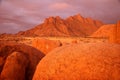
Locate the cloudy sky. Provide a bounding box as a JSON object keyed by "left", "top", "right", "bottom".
{"left": 0, "top": 0, "right": 120, "bottom": 33}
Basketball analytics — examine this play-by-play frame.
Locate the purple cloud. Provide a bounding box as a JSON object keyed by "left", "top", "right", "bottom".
{"left": 0, "top": 0, "right": 120, "bottom": 33}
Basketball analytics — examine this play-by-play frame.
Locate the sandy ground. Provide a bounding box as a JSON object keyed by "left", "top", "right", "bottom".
{"left": 0, "top": 37, "right": 108, "bottom": 46}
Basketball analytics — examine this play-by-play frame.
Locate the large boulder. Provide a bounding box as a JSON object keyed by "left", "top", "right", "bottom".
{"left": 91, "top": 24, "right": 116, "bottom": 38}
{"left": 0, "top": 41, "right": 45, "bottom": 80}
{"left": 109, "top": 21, "right": 120, "bottom": 43}
{"left": 91, "top": 21, "right": 120, "bottom": 44}
{"left": 33, "top": 43, "right": 120, "bottom": 80}
{"left": 0, "top": 52, "right": 28, "bottom": 80}
{"left": 116, "top": 21, "right": 120, "bottom": 43}
{"left": 32, "top": 39, "right": 62, "bottom": 54}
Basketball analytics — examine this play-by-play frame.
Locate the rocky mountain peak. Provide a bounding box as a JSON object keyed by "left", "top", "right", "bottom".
{"left": 44, "top": 17, "right": 55, "bottom": 23}
{"left": 44, "top": 16, "right": 63, "bottom": 24}
{"left": 73, "top": 14, "right": 85, "bottom": 23}
{"left": 16, "top": 14, "right": 104, "bottom": 37}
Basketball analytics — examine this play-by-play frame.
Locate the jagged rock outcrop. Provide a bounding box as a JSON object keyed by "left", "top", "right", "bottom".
{"left": 91, "top": 21, "right": 120, "bottom": 44}
{"left": 33, "top": 43, "right": 120, "bottom": 80}
{"left": 32, "top": 39, "right": 62, "bottom": 55}
{"left": 110, "top": 21, "right": 120, "bottom": 43}
{"left": 0, "top": 33, "right": 16, "bottom": 38}
{"left": 17, "top": 14, "right": 103, "bottom": 37}
{"left": 65, "top": 14, "right": 103, "bottom": 36}
{"left": 116, "top": 21, "right": 120, "bottom": 43}
{"left": 0, "top": 41, "right": 45, "bottom": 80}
{"left": 0, "top": 52, "right": 28, "bottom": 80}
{"left": 91, "top": 24, "right": 116, "bottom": 38}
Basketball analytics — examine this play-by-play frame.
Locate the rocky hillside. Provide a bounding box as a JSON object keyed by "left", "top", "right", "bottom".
{"left": 92, "top": 21, "right": 120, "bottom": 43}
{"left": 91, "top": 24, "right": 116, "bottom": 38}
{"left": 17, "top": 14, "right": 103, "bottom": 37}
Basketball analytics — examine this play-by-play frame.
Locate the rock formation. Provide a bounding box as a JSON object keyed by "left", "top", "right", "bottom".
{"left": 17, "top": 14, "right": 103, "bottom": 37}
{"left": 110, "top": 21, "right": 120, "bottom": 43}
{"left": 0, "top": 52, "right": 28, "bottom": 80}
{"left": 32, "top": 39, "right": 62, "bottom": 54}
{"left": 0, "top": 41, "right": 45, "bottom": 80}
{"left": 33, "top": 43, "right": 120, "bottom": 80}
{"left": 91, "top": 24, "right": 116, "bottom": 38}
{"left": 116, "top": 21, "right": 120, "bottom": 43}
{"left": 91, "top": 21, "right": 120, "bottom": 44}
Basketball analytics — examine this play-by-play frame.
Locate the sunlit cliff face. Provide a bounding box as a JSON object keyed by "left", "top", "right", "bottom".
{"left": 0, "top": 0, "right": 120, "bottom": 33}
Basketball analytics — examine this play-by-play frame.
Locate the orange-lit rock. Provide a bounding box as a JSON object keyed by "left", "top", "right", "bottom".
{"left": 109, "top": 21, "right": 120, "bottom": 43}
{"left": 73, "top": 14, "right": 85, "bottom": 23}
{"left": 116, "top": 21, "right": 120, "bottom": 43}
{"left": 0, "top": 57, "right": 4, "bottom": 73}
{"left": 0, "top": 42, "right": 45, "bottom": 80}
{"left": 92, "top": 21, "right": 120, "bottom": 44}
{"left": 17, "top": 14, "right": 103, "bottom": 37}
{"left": 65, "top": 14, "right": 103, "bottom": 36}
{"left": 33, "top": 43, "right": 120, "bottom": 80}
{"left": 0, "top": 52, "right": 28, "bottom": 80}
{"left": 94, "top": 20, "right": 103, "bottom": 28}
{"left": 108, "top": 25, "right": 116, "bottom": 43}
{"left": 32, "top": 39, "right": 62, "bottom": 54}
{"left": 84, "top": 18, "right": 95, "bottom": 25}
{"left": 71, "top": 40, "right": 78, "bottom": 44}
{"left": 91, "top": 24, "right": 116, "bottom": 38}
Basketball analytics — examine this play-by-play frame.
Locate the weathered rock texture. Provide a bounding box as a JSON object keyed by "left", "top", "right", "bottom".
{"left": 0, "top": 52, "right": 28, "bottom": 80}
{"left": 116, "top": 21, "right": 120, "bottom": 43}
{"left": 107, "top": 21, "right": 120, "bottom": 43}
{"left": 0, "top": 41, "right": 45, "bottom": 80}
{"left": 33, "top": 43, "right": 120, "bottom": 80}
{"left": 32, "top": 39, "right": 62, "bottom": 54}
{"left": 91, "top": 24, "right": 116, "bottom": 38}
{"left": 92, "top": 21, "right": 120, "bottom": 44}
{"left": 17, "top": 14, "right": 103, "bottom": 37}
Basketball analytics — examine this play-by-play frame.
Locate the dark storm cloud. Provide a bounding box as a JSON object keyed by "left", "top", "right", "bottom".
{"left": 0, "top": 0, "right": 120, "bottom": 33}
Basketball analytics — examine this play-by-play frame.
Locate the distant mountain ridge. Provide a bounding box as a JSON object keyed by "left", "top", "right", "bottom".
{"left": 17, "top": 14, "right": 103, "bottom": 37}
